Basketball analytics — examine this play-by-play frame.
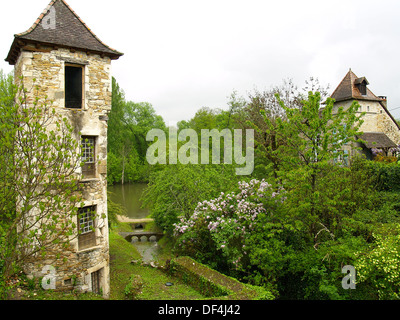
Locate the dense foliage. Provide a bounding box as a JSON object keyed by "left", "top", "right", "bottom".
{"left": 0, "top": 71, "right": 84, "bottom": 298}
{"left": 142, "top": 163, "right": 241, "bottom": 235}
{"left": 2, "top": 70, "right": 400, "bottom": 300}
{"left": 163, "top": 86, "right": 400, "bottom": 299}
{"left": 107, "top": 78, "right": 166, "bottom": 184}
{"left": 173, "top": 179, "right": 283, "bottom": 274}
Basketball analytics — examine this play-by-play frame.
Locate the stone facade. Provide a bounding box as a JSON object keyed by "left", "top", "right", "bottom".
{"left": 7, "top": 0, "right": 123, "bottom": 299}
{"left": 330, "top": 70, "right": 400, "bottom": 160}
{"left": 332, "top": 99, "right": 400, "bottom": 147}
{"left": 15, "top": 48, "right": 112, "bottom": 114}
{"left": 14, "top": 47, "right": 113, "bottom": 298}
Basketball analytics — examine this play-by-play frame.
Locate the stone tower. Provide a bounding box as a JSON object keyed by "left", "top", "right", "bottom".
{"left": 330, "top": 69, "right": 400, "bottom": 159}
{"left": 5, "top": 0, "right": 123, "bottom": 298}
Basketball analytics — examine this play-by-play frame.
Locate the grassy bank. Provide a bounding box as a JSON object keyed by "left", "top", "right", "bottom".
{"left": 109, "top": 224, "right": 206, "bottom": 300}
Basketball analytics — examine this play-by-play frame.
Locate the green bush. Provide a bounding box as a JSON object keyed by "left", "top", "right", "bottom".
{"left": 142, "top": 163, "right": 241, "bottom": 235}
{"left": 355, "top": 225, "right": 400, "bottom": 299}
{"left": 107, "top": 191, "right": 126, "bottom": 229}
{"left": 124, "top": 274, "right": 144, "bottom": 299}
{"left": 370, "top": 161, "right": 400, "bottom": 192}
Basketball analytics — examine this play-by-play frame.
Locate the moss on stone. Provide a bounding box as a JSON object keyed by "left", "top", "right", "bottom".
{"left": 169, "top": 256, "right": 274, "bottom": 300}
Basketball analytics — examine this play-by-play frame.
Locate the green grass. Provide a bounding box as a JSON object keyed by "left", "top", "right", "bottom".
{"left": 17, "top": 290, "right": 104, "bottom": 300}
{"left": 7, "top": 222, "right": 207, "bottom": 300}
{"left": 109, "top": 227, "right": 206, "bottom": 300}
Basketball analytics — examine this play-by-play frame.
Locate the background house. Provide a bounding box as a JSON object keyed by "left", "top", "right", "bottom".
{"left": 330, "top": 69, "right": 400, "bottom": 160}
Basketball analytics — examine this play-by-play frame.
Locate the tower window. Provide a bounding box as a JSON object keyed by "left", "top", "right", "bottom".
{"left": 78, "top": 205, "right": 97, "bottom": 250}
{"left": 81, "top": 136, "right": 96, "bottom": 178}
{"left": 91, "top": 269, "right": 102, "bottom": 295}
{"left": 65, "top": 65, "right": 83, "bottom": 109}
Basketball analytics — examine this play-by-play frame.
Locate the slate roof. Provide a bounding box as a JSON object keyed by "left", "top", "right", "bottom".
{"left": 5, "top": 0, "right": 123, "bottom": 65}
{"left": 330, "top": 69, "right": 382, "bottom": 103}
{"left": 357, "top": 132, "right": 397, "bottom": 149}
{"left": 330, "top": 69, "right": 400, "bottom": 132}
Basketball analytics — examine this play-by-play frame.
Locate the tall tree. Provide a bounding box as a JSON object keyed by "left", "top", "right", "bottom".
{"left": 265, "top": 91, "right": 364, "bottom": 238}
{"left": 107, "top": 78, "right": 166, "bottom": 184}
{"left": 236, "top": 78, "right": 330, "bottom": 180}
{"left": 0, "top": 75, "right": 83, "bottom": 288}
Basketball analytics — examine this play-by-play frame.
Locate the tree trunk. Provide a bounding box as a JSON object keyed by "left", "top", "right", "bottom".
{"left": 121, "top": 145, "right": 125, "bottom": 185}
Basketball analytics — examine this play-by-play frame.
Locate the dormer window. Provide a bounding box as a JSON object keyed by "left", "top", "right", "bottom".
{"left": 65, "top": 65, "right": 84, "bottom": 109}
{"left": 359, "top": 83, "right": 367, "bottom": 95}
{"left": 355, "top": 77, "right": 369, "bottom": 96}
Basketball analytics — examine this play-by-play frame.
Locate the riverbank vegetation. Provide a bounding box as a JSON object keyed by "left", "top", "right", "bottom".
{"left": 108, "top": 77, "right": 400, "bottom": 300}
{"left": 2, "top": 67, "right": 400, "bottom": 300}
{"left": 109, "top": 222, "right": 209, "bottom": 300}
{"left": 107, "top": 78, "right": 167, "bottom": 184}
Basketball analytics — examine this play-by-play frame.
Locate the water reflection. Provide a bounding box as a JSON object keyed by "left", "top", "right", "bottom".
{"left": 109, "top": 183, "right": 160, "bottom": 262}
{"left": 108, "top": 183, "right": 149, "bottom": 219}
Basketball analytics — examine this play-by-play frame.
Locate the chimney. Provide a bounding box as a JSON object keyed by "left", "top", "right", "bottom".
{"left": 379, "top": 96, "right": 387, "bottom": 108}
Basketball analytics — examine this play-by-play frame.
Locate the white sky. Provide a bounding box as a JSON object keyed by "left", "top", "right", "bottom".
{"left": 1, "top": 0, "right": 400, "bottom": 125}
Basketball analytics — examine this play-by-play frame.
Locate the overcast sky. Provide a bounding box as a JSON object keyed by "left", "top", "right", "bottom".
{"left": 1, "top": 0, "right": 400, "bottom": 125}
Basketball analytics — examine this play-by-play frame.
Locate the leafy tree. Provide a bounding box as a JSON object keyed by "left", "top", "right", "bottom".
{"left": 0, "top": 76, "right": 83, "bottom": 295}
{"left": 0, "top": 70, "right": 16, "bottom": 108}
{"left": 142, "top": 163, "right": 241, "bottom": 235}
{"left": 265, "top": 91, "right": 364, "bottom": 238}
{"left": 179, "top": 106, "right": 240, "bottom": 134}
{"left": 234, "top": 78, "right": 330, "bottom": 180}
{"left": 108, "top": 78, "right": 166, "bottom": 184}
{"left": 355, "top": 223, "right": 400, "bottom": 299}
{"left": 174, "top": 179, "right": 283, "bottom": 277}
{"left": 107, "top": 191, "right": 126, "bottom": 229}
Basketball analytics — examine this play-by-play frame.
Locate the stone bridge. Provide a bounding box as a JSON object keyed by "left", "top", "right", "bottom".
{"left": 117, "top": 216, "right": 154, "bottom": 230}
{"left": 119, "top": 231, "right": 164, "bottom": 243}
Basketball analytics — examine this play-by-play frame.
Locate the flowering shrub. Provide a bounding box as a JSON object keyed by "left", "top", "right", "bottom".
{"left": 355, "top": 227, "right": 400, "bottom": 299}
{"left": 173, "top": 179, "right": 285, "bottom": 272}
{"left": 372, "top": 145, "right": 400, "bottom": 163}
{"left": 374, "top": 154, "right": 397, "bottom": 163}
{"left": 371, "top": 148, "right": 383, "bottom": 157}
{"left": 389, "top": 145, "right": 400, "bottom": 156}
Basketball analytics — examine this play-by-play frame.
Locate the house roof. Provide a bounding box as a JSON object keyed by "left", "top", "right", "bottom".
{"left": 357, "top": 132, "right": 397, "bottom": 149}
{"left": 330, "top": 69, "right": 382, "bottom": 103}
{"left": 5, "top": 0, "right": 123, "bottom": 65}
{"left": 330, "top": 69, "right": 400, "bottom": 132}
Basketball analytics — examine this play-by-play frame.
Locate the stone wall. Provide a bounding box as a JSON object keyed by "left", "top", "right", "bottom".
{"left": 333, "top": 99, "right": 400, "bottom": 146}
{"left": 169, "top": 256, "right": 274, "bottom": 300}
{"left": 15, "top": 47, "right": 112, "bottom": 114}
{"left": 14, "top": 47, "right": 112, "bottom": 298}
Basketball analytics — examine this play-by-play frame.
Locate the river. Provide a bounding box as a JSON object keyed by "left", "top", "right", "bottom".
{"left": 108, "top": 182, "right": 150, "bottom": 219}
{"left": 108, "top": 182, "right": 161, "bottom": 262}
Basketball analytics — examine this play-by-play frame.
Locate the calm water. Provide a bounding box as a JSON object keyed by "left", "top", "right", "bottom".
{"left": 108, "top": 183, "right": 150, "bottom": 219}
{"left": 108, "top": 183, "right": 160, "bottom": 262}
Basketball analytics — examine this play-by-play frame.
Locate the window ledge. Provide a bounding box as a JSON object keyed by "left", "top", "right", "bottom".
{"left": 77, "top": 245, "right": 103, "bottom": 254}
{"left": 79, "top": 178, "right": 100, "bottom": 183}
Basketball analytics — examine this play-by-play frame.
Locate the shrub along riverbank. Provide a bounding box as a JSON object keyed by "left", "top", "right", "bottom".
{"left": 109, "top": 221, "right": 273, "bottom": 300}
